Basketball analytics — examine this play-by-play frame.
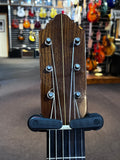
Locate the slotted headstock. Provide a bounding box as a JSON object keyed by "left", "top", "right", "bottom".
{"left": 39, "top": 14, "right": 87, "bottom": 125}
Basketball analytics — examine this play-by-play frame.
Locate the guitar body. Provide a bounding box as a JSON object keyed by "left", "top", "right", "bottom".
{"left": 102, "top": 35, "right": 116, "bottom": 56}
{"left": 93, "top": 43, "right": 105, "bottom": 63}
{"left": 18, "top": 30, "right": 25, "bottom": 41}
{"left": 12, "top": 19, "right": 19, "bottom": 29}
{"left": 87, "top": 2, "right": 98, "bottom": 22}
{"left": 29, "top": 8, "right": 34, "bottom": 17}
{"left": 100, "top": 0, "right": 108, "bottom": 16}
{"left": 86, "top": 57, "right": 93, "bottom": 71}
{"left": 29, "top": 31, "right": 36, "bottom": 42}
{"left": 23, "top": 18, "right": 30, "bottom": 29}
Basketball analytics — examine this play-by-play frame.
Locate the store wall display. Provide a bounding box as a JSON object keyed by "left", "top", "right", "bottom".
{"left": 0, "top": 0, "right": 9, "bottom": 4}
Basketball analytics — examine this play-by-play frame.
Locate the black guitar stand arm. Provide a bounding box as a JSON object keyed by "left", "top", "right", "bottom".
{"left": 28, "top": 113, "right": 104, "bottom": 132}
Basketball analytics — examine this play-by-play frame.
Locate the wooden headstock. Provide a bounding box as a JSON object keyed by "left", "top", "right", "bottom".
{"left": 39, "top": 14, "right": 87, "bottom": 125}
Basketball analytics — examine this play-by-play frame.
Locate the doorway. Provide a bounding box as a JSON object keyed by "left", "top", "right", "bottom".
{"left": 0, "top": 14, "right": 8, "bottom": 57}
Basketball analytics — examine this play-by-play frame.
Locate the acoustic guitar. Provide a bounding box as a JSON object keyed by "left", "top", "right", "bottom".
{"left": 28, "top": 14, "right": 103, "bottom": 159}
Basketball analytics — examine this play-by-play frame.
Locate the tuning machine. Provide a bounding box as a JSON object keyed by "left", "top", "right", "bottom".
{"left": 74, "top": 64, "right": 81, "bottom": 71}
{"left": 46, "top": 65, "right": 53, "bottom": 73}
{"left": 74, "top": 91, "right": 81, "bottom": 99}
{"left": 45, "top": 37, "right": 52, "bottom": 46}
{"left": 47, "top": 91, "right": 55, "bottom": 99}
{"left": 74, "top": 37, "right": 81, "bottom": 46}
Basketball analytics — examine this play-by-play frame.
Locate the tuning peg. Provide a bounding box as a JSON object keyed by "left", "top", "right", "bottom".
{"left": 45, "top": 37, "right": 52, "bottom": 46}
{"left": 74, "top": 91, "right": 81, "bottom": 99}
{"left": 74, "top": 64, "right": 81, "bottom": 71}
{"left": 47, "top": 91, "right": 55, "bottom": 99}
{"left": 74, "top": 37, "right": 80, "bottom": 46}
{"left": 45, "top": 65, "right": 53, "bottom": 73}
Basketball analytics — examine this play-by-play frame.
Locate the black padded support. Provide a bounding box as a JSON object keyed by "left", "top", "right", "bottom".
{"left": 70, "top": 113, "right": 104, "bottom": 131}
{"left": 28, "top": 115, "right": 63, "bottom": 131}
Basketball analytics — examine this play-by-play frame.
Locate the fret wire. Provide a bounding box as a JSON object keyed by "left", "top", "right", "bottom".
{"left": 46, "top": 156, "right": 86, "bottom": 159}
{"left": 51, "top": 45, "right": 63, "bottom": 122}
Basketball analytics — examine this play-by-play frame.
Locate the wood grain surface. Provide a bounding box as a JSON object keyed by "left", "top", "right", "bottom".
{"left": 39, "top": 14, "right": 87, "bottom": 124}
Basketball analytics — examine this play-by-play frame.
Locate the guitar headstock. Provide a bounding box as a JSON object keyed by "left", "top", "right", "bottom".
{"left": 39, "top": 14, "right": 87, "bottom": 125}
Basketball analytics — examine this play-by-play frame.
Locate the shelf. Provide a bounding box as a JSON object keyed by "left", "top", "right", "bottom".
{"left": 87, "top": 74, "right": 120, "bottom": 84}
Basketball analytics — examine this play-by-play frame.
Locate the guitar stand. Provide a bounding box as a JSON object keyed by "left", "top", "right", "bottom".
{"left": 28, "top": 113, "right": 104, "bottom": 132}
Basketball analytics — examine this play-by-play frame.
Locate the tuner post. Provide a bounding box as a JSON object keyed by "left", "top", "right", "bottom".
{"left": 74, "top": 37, "right": 81, "bottom": 46}
{"left": 46, "top": 65, "right": 53, "bottom": 73}
{"left": 74, "top": 64, "right": 81, "bottom": 71}
{"left": 74, "top": 91, "right": 81, "bottom": 99}
{"left": 47, "top": 91, "right": 55, "bottom": 99}
{"left": 45, "top": 37, "right": 52, "bottom": 46}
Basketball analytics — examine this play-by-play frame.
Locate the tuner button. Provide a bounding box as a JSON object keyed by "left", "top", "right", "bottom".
{"left": 74, "top": 37, "right": 80, "bottom": 46}
{"left": 75, "top": 91, "right": 81, "bottom": 99}
{"left": 47, "top": 91, "right": 55, "bottom": 99}
{"left": 74, "top": 64, "right": 81, "bottom": 71}
{"left": 45, "top": 38, "right": 52, "bottom": 46}
{"left": 46, "top": 65, "right": 53, "bottom": 72}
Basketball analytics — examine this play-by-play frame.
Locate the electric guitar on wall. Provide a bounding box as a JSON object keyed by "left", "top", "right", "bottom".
{"left": 28, "top": 14, "right": 103, "bottom": 160}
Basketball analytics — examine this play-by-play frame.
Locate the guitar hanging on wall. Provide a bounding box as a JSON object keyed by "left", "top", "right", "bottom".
{"left": 28, "top": 14, "right": 103, "bottom": 160}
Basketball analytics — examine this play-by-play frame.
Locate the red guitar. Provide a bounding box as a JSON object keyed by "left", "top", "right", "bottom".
{"left": 87, "top": 0, "right": 100, "bottom": 22}
{"left": 93, "top": 30, "right": 105, "bottom": 63}
{"left": 29, "top": 7, "right": 34, "bottom": 17}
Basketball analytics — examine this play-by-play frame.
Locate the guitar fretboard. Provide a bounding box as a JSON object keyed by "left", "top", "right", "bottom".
{"left": 47, "top": 129, "right": 85, "bottom": 160}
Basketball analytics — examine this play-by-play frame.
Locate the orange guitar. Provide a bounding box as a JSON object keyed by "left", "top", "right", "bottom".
{"left": 87, "top": 0, "right": 100, "bottom": 22}
{"left": 86, "top": 23, "right": 97, "bottom": 71}
{"left": 93, "top": 30, "right": 105, "bottom": 63}
{"left": 23, "top": 17, "right": 30, "bottom": 29}
{"left": 102, "top": 35, "right": 116, "bottom": 56}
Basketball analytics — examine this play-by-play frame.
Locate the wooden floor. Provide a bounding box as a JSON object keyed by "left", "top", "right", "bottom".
{"left": 87, "top": 74, "right": 120, "bottom": 84}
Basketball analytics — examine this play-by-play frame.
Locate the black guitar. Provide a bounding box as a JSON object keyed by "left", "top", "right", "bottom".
{"left": 28, "top": 14, "right": 103, "bottom": 160}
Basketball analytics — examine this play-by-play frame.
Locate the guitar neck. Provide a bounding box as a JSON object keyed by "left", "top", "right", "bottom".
{"left": 47, "top": 129, "right": 85, "bottom": 160}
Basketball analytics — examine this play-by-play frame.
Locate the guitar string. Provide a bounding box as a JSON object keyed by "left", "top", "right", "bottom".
{"left": 68, "top": 130, "right": 71, "bottom": 160}
{"left": 75, "top": 100, "right": 81, "bottom": 119}
{"left": 61, "top": 14, "right": 66, "bottom": 125}
{"left": 73, "top": 71, "right": 76, "bottom": 119}
{"left": 51, "top": 44, "right": 63, "bottom": 121}
{"left": 69, "top": 41, "right": 75, "bottom": 122}
{"left": 50, "top": 69, "right": 56, "bottom": 119}
{"left": 49, "top": 130, "right": 51, "bottom": 160}
{"left": 62, "top": 130, "right": 64, "bottom": 160}
{"left": 73, "top": 69, "right": 77, "bottom": 160}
